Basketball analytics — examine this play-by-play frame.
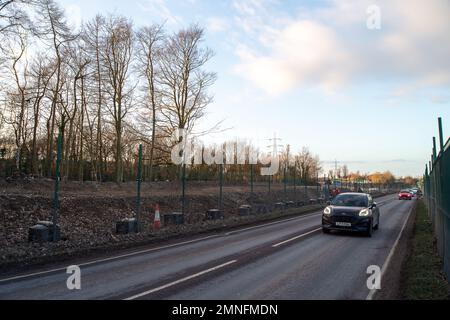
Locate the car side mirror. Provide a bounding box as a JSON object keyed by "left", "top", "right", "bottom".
{"left": 326, "top": 201, "right": 331, "bottom": 206}
{"left": 371, "top": 202, "right": 377, "bottom": 208}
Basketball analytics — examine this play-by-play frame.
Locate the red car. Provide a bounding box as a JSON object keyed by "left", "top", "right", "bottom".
{"left": 399, "top": 190, "right": 412, "bottom": 200}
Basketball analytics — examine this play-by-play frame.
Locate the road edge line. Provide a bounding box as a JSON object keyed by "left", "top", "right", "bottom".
{"left": 366, "top": 201, "right": 416, "bottom": 300}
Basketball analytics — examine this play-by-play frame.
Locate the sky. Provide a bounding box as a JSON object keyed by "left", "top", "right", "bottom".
{"left": 58, "top": 0, "right": 450, "bottom": 177}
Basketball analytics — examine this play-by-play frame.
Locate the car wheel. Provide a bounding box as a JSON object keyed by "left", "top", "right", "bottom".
{"left": 322, "top": 228, "right": 330, "bottom": 234}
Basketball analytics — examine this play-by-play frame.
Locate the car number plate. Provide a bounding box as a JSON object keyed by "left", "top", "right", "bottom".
{"left": 336, "top": 222, "right": 351, "bottom": 227}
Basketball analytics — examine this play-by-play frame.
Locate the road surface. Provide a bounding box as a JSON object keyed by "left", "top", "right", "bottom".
{"left": 0, "top": 194, "right": 415, "bottom": 300}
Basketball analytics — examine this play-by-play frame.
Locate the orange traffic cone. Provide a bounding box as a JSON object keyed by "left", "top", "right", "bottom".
{"left": 153, "top": 204, "right": 161, "bottom": 230}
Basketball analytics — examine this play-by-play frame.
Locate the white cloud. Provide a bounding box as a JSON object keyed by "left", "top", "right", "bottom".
{"left": 232, "top": 0, "right": 450, "bottom": 97}
{"left": 139, "top": 0, "right": 182, "bottom": 25}
{"left": 234, "top": 20, "right": 354, "bottom": 95}
{"left": 207, "top": 17, "right": 229, "bottom": 33}
{"left": 64, "top": 4, "right": 82, "bottom": 31}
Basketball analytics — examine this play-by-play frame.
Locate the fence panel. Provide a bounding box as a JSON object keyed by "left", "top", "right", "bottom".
{"left": 424, "top": 123, "right": 450, "bottom": 280}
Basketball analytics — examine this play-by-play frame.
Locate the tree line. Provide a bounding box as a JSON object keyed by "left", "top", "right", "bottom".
{"left": 0, "top": 0, "right": 219, "bottom": 183}
{"left": 0, "top": 0, "right": 325, "bottom": 185}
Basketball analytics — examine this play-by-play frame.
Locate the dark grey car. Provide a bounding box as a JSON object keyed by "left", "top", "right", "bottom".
{"left": 322, "top": 193, "right": 380, "bottom": 237}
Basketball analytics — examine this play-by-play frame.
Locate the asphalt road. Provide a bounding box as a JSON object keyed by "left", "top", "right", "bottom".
{"left": 0, "top": 194, "right": 415, "bottom": 300}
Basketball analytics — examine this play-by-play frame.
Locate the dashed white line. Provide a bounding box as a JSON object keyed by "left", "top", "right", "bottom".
{"left": 272, "top": 228, "right": 322, "bottom": 248}
{"left": 124, "top": 260, "right": 238, "bottom": 300}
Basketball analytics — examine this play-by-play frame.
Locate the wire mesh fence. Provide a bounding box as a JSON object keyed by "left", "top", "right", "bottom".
{"left": 423, "top": 117, "right": 450, "bottom": 281}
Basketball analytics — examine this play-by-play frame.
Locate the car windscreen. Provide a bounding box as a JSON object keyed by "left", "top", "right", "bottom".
{"left": 400, "top": 190, "right": 410, "bottom": 193}
{"left": 331, "top": 194, "right": 368, "bottom": 207}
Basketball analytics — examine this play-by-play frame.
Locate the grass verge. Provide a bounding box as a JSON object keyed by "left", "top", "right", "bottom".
{"left": 401, "top": 200, "right": 450, "bottom": 299}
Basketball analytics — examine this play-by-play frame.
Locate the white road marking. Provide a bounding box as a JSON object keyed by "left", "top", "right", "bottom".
{"left": 225, "top": 211, "right": 322, "bottom": 236}
{"left": 0, "top": 195, "right": 396, "bottom": 284}
{"left": 366, "top": 201, "right": 415, "bottom": 300}
{"left": 0, "top": 235, "right": 219, "bottom": 283}
{"left": 272, "top": 228, "right": 322, "bottom": 248}
{"left": 124, "top": 260, "right": 238, "bottom": 300}
{"left": 0, "top": 209, "right": 324, "bottom": 283}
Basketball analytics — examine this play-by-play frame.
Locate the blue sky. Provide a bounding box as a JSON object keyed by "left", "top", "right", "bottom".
{"left": 59, "top": 0, "right": 450, "bottom": 177}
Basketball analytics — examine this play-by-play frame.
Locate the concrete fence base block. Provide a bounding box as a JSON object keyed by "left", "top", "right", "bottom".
{"left": 274, "top": 202, "right": 286, "bottom": 211}
{"left": 28, "top": 225, "right": 49, "bottom": 243}
{"left": 28, "top": 221, "right": 61, "bottom": 242}
{"left": 206, "top": 209, "right": 224, "bottom": 221}
{"left": 116, "top": 218, "right": 138, "bottom": 234}
{"left": 238, "top": 205, "right": 252, "bottom": 216}
{"left": 164, "top": 212, "right": 185, "bottom": 225}
{"left": 297, "top": 201, "right": 305, "bottom": 207}
{"left": 285, "top": 201, "right": 295, "bottom": 208}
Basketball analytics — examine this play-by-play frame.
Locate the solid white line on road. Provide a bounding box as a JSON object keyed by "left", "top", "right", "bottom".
{"left": 0, "top": 235, "right": 220, "bottom": 283}
{"left": 366, "top": 201, "right": 414, "bottom": 300}
{"left": 124, "top": 260, "right": 238, "bottom": 300}
{"left": 272, "top": 228, "right": 322, "bottom": 248}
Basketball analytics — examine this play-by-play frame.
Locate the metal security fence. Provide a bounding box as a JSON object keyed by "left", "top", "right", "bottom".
{"left": 423, "top": 117, "right": 450, "bottom": 281}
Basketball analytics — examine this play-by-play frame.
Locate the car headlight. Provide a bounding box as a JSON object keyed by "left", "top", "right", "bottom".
{"left": 359, "top": 208, "right": 371, "bottom": 217}
{"left": 324, "top": 207, "right": 332, "bottom": 215}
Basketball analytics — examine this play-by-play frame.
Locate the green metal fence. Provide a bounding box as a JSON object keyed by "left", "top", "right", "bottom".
{"left": 423, "top": 117, "right": 450, "bottom": 281}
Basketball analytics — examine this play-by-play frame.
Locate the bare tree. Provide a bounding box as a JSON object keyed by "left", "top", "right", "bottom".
{"left": 84, "top": 14, "right": 105, "bottom": 181}
{"left": 0, "top": 6, "right": 222, "bottom": 182}
{"left": 64, "top": 40, "right": 90, "bottom": 181}
{"left": 295, "top": 147, "right": 321, "bottom": 184}
{"left": 158, "top": 24, "right": 216, "bottom": 138}
{"left": 0, "top": 0, "right": 33, "bottom": 34}
{"left": 101, "top": 14, "right": 134, "bottom": 183}
{"left": 28, "top": 54, "right": 55, "bottom": 175}
{"left": 35, "top": 0, "right": 75, "bottom": 176}
{"left": 135, "top": 24, "right": 164, "bottom": 181}
{"left": 1, "top": 28, "right": 30, "bottom": 171}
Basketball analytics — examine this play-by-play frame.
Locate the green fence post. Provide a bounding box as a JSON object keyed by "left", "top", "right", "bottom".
{"left": 438, "top": 117, "right": 444, "bottom": 154}
{"left": 182, "top": 163, "right": 186, "bottom": 214}
{"left": 293, "top": 164, "right": 297, "bottom": 202}
{"left": 433, "top": 137, "right": 437, "bottom": 162}
{"left": 304, "top": 179, "right": 308, "bottom": 200}
{"left": 136, "top": 144, "right": 142, "bottom": 232}
{"left": 317, "top": 173, "right": 320, "bottom": 195}
{"left": 52, "top": 132, "right": 62, "bottom": 242}
{"left": 219, "top": 163, "right": 223, "bottom": 210}
{"left": 250, "top": 164, "right": 254, "bottom": 194}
